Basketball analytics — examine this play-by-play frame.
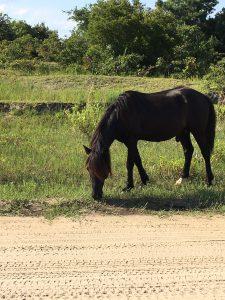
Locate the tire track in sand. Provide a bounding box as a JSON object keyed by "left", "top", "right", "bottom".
{"left": 0, "top": 215, "right": 225, "bottom": 299}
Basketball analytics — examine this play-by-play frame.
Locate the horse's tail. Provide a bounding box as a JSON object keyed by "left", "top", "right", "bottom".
{"left": 206, "top": 98, "right": 216, "bottom": 154}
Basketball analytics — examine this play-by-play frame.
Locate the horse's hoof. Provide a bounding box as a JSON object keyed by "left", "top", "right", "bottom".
{"left": 208, "top": 178, "right": 215, "bottom": 186}
{"left": 142, "top": 180, "right": 148, "bottom": 186}
{"left": 122, "top": 186, "right": 134, "bottom": 192}
{"left": 142, "top": 175, "right": 150, "bottom": 185}
{"left": 175, "top": 177, "right": 188, "bottom": 186}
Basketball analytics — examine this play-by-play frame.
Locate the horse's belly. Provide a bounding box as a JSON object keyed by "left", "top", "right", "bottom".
{"left": 137, "top": 114, "right": 186, "bottom": 141}
{"left": 140, "top": 133, "right": 176, "bottom": 142}
{"left": 138, "top": 124, "right": 183, "bottom": 142}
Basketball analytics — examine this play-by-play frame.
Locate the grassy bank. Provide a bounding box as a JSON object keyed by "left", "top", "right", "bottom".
{"left": 0, "top": 108, "right": 225, "bottom": 218}
{"left": 0, "top": 71, "right": 205, "bottom": 103}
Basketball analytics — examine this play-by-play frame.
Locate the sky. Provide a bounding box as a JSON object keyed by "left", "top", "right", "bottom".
{"left": 0, "top": 0, "right": 224, "bottom": 38}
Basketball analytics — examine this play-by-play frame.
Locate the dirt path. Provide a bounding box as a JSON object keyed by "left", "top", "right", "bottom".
{"left": 0, "top": 215, "right": 225, "bottom": 299}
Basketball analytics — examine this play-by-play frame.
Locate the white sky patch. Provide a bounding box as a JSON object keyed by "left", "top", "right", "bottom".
{"left": 0, "top": 3, "right": 6, "bottom": 12}
{"left": 58, "top": 19, "right": 74, "bottom": 29}
{"left": 13, "top": 7, "right": 29, "bottom": 16}
{"left": 56, "top": 19, "right": 74, "bottom": 32}
{"left": 25, "top": 8, "right": 75, "bottom": 37}
{"left": 53, "top": 19, "right": 74, "bottom": 37}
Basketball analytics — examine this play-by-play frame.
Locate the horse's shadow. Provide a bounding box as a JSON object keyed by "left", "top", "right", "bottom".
{"left": 101, "top": 188, "right": 224, "bottom": 211}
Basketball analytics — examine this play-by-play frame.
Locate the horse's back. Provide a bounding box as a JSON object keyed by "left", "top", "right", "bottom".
{"left": 114, "top": 87, "right": 212, "bottom": 142}
{"left": 115, "top": 88, "right": 188, "bottom": 141}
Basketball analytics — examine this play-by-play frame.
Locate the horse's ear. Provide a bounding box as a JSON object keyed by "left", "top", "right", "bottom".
{"left": 83, "top": 145, "right": 92, "bottom": 155}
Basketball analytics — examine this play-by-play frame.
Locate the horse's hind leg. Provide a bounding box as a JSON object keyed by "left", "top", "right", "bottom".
{"left": 176, "top": 132, "right": 194, "bottom": 185}
{"left": 193, "top": 132, "right": 214, "bottom": 185}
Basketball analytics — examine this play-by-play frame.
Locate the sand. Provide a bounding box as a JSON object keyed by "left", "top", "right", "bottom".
{"left": 0, "top": 215, "right": 225, "bottom": 299}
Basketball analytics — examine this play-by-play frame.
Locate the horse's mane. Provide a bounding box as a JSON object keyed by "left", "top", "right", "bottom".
{"left": 91, "top": 103, "right": 116, "bottom": 148}
{"left": 88, "top": 103, "right": 117, "bottom": 180}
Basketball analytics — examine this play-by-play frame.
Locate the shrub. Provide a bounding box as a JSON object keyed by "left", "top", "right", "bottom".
{"left": 216, "top": 104, "right": 225, "bottom": 119}
{"left": 182, "top": 57, "right": 198, "bottom": 78}
{"left": 115, "top": 53, "right": 144, "bottom": 75}
{"left": 204, "top": 58, "right": 225, "bottom": 101}
{"left": 35, "top": 61, "right": 61, "bottom": 74}
{"left": 8, "top": 59, "right": 36, "bottom": 73}
{"left": 65, "top": 63, "right": 87, "bottom": 75}
{"left": 7, "top": 59, "right": 61, "bottom": 74}
{"left": 69, "top": 103, "right": 105, "bottom": 137}
{"left": 84, "top": 45, "right": 144, "bottom": 76}
{"left": 84, "top": 45, "right": 115, "bottom": 74}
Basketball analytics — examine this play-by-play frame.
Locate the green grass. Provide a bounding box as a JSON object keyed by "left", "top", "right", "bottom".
{"left": 0, "top": 106, "right": 225, "bottom": 218}
{"left": 0, "top": 71, "right": 205, "bottom": 103}
{"left": 0, "top": 72, "right": 223, "bottom": 217}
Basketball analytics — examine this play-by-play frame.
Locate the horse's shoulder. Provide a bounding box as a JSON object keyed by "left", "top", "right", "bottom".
{"left": 165, "top": 88, "right": 190, "bottom": 105}
{"left": 166, "top": 87, "right": 185, "bottom": 97}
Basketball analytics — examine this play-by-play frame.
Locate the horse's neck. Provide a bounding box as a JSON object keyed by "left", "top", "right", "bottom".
{"left": 93, "top": 123, "right": 115, "bottom": 152}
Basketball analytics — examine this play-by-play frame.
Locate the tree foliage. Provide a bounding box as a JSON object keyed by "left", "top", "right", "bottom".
{"left": 0, "top": 13, "right": 14, "bottom": 41}
{"left": 158, "top": 0, "right": 218, "bottom": 27}
{"left": 209, "top": 8, "right": 225, "bottom": 54}
{"left": 0, "top": 0, "right": 224, "bottom": 77}
{"left": 37, "top": 32, "right": 62, "bottom": 62}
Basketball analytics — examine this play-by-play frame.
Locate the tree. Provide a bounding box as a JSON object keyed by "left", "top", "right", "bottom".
{"left": 173, "top": 24, "right": 217, "bottom": 76}
{"left": 32, "top": 23, "right": 52, "bottom": 41}
{"left": 60, "top": 33, "right": 88, "bottom": 65}
{"left": 209, "top": 8, "right": 225, "bottom": 54}
{"left": 69, "top": 0, "right": 177, "bottom": 66}
{"left": 86, "top": 0, "right": 147, "bottom": 56}
{"left": 69, "top": 7, "right": 91, "bottom": 32}
{"left": 0, "top": 13, "right": 14, "bottom": 41}
{"left": 142, "top": 7, "right": 177, "bottom": 65}
{"left": 156, "top": 0, "right": 164, "bottom": 7}
{"left": 11, "top": 20, "right": 33, "bottom": 38}
{"left": 37, "top": 32, "right": 62, "bottom": 61}
{"left": 159, "top": 0, "right": 218, "bottom": 28}
{"left": 0, "top": 0, "right": 222, "bottom": 76}
{"left": 0, "top": 34, "right": 39, "bottom": 62}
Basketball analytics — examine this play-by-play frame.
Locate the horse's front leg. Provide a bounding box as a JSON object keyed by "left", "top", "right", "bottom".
{"left": 123, "top": 147, "right": 135, "bottom": 191}
{"left": 133, "top": 145, "right": 149, "bottom": 185}
{"left": 123, "top": 141, "right": 149, "bottom": 191}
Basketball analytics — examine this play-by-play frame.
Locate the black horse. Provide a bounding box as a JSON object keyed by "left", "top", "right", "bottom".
{"left": 84, "top": 87, "right": 216, "bottom": 200}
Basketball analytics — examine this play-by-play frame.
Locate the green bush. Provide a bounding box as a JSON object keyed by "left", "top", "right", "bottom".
{"left": 115, "top": 53, "right": 144, "bottom": 75}
{"left": 216, "top": 104, "right": 225, "bottom": 119}
{"left": 81, "top": 44, "right": 143, "bottom": 76}
{"left": 65, "top": 63, "right": 87, "bottom": 75}
{"left": 7, "top": 59, "right": 61, "bottom": 74}
{"left": 182, "top": 57, "right": 198, "bottom": 78}
{"left": 204, "top": 58, "right": 225, "bottom": 100}
{"left": 35, "top": 61, "right": 61, "bottom": 74}
{"left": 9, "top": 59, "right": 36, "bottom": 73}
{"left": 84, "top": 45, "right": 115, "bottom": 74}
{"left": 69, "top": 103, "right": 105, "bottom": 137}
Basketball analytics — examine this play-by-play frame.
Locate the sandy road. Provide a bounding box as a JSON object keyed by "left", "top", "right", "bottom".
{"left": 0, "top": 215, "right": 225, "bottom": 299}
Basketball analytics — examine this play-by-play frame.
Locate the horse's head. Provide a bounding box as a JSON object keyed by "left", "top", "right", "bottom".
{"left": 84, "top": 145, "right": 111, "bottom": 200}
